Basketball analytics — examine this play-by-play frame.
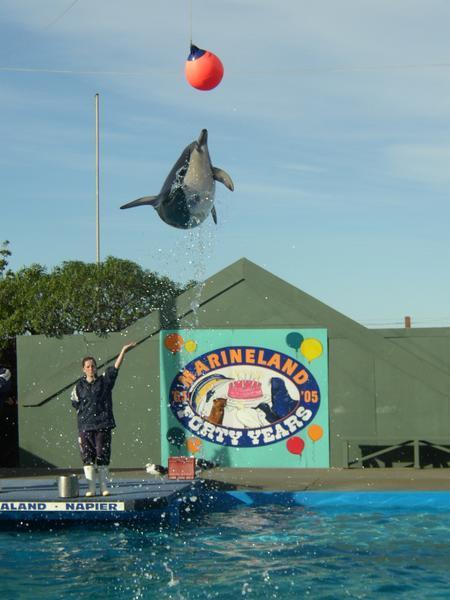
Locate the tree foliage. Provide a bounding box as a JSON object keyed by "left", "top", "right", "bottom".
{"left": 0, "top": 254, "right": 188, "bottom": 351}
{"left": 0, "top": 240, "right": 11, "bottom": 277}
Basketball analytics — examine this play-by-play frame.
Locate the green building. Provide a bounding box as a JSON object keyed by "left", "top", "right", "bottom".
{"left": 17, "top": 258, "right": 450, "bottom": 469}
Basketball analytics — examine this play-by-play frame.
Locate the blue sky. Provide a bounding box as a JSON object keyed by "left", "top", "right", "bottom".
{"left": 2, "top": 0, "right": 450, "bottom": 327}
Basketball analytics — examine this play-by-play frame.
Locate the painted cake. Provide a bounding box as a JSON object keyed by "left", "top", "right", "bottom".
{"left": 228, "top": 380, "right": 263, "bottom": 400}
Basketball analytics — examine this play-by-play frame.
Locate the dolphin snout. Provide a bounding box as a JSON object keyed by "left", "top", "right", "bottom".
{"left": 197, "top": 129, "right": 208, "bottom": 148}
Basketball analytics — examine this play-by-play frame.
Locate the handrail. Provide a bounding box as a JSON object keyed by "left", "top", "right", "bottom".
{"left": 22, "top": 278, "right": 246, "bottom": 408}
{"left": 342, "top": 438, "right": 450, "bottom": 469}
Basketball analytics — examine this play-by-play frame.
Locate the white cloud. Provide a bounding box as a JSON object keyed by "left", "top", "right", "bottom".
{"left": 282, "top": 163, "right": 324, "bottom": 174}
{"left": 3, "top": 0, "right": 450, "bottom": 324}
{"left": 387, "top": 143, "right": 450, "bottom": 185}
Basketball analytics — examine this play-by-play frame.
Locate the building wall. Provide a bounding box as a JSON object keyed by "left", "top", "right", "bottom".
{"left": 328, "top": 332, "right": 450, "bottom": 466}
{"left": 16, "top": 259, "right": 450, "bottom": 469}
{"left": 18, "top": 319, "right": 163, "bottom": 469}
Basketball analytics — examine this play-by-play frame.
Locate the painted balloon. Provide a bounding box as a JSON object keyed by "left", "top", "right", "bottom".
{"left": 286, "top": 436, "right": 305, "bottom": 456}
{"left": 300, "top": 338, "right": 323, "bottom": 362}
{"left": 184, "top": 339, "right": 197, "bottom": 353}
{"left": 166, "top": 427, "right": 186, "bottom": 447}
{"left": 307, "top": 424, "right": 323, "bottom": 443}
{"left": 186, "top": 437, "right": 202, "bottom": 454}
{"left": 185, "top": 44, "right": 224, "bottom": 91}
{"left": 286, "top": 331, "right": 304, "bottom": 351}
{"left": 165, "top": 333, "right": 184, "bottom": 353}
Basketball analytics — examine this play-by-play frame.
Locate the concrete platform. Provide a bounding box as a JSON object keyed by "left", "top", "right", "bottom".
{"left": 200, "top": 467, "right": 450, "bottom": 491}
{"left": 0, "top": 468, "right": 449, "bottom": 525}
{"left": 0, "top": 475, "right": 202, "bottom": 524}
{"left": 1, "top": 467, "right": 450, "bottom": 491}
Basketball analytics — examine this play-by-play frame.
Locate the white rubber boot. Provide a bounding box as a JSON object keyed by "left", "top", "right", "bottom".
{"left": 98, "top": 466, "right": 110, "bottom": 496}
{"left": 83, "top": 465, "right": 97, "bottom": 497}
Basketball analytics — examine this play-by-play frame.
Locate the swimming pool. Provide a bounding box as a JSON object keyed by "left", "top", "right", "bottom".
{"left": 1, "top": 493, "right": 450, "bottom": 599}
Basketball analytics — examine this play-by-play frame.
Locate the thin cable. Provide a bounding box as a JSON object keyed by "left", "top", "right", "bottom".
{"left": 2, "top": 60, "right": 450, "bottom": 77}
{"left": 43, "top": 0, "right": 81, "bottom": 30}
{"left": 0, "top": 66, "right": 174, "bottom": 76}
{"left": 228, "top": 60, "right": 450, "bottom": 76}
{"left": 189, "top": 0, "right": 193, "bottom": 46}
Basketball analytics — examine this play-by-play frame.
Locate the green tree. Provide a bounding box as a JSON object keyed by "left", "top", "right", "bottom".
{"left": 0, "top": 256, "right": 188, "bottom": 351}
{"left": 0, "top": 263, "right": 49, "bottom": 343}
{"left": 0, "top": 240, "right": 11, "bottom": 277}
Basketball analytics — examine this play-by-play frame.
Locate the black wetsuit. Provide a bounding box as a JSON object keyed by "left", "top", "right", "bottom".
{"left": 71, "top": 367, "right": 118, "bottom": 465}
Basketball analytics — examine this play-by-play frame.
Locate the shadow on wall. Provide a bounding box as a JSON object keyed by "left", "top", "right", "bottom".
{"left": 0, "top": 340, "right": 18, "bottom": 467}
{"left": 208, "top": 444, "right": 231, "bottom": 467}
{"left": 0, "top": 402, "right": 18, "bottom": 467}
{"left": 18, "top": 448, "right": 56, "bottom": 469}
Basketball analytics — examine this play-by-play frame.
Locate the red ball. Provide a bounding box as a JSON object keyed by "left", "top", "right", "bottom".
{"left": 185, "top": 44, "right": 224, "bottom": 91}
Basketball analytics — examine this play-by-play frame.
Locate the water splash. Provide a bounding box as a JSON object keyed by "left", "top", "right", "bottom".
{"left": 177, "top": 223, "right": 216, "bottom": 328}
{"left": 241, "top": 582, "right": 252, "bottom": 595}
{"left": 163, "top": 561, "right": 179, "bottom": 588}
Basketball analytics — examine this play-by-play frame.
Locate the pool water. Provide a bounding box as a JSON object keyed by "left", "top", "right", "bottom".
{"left": 1, "top": 503, "right": 450, "bottom": 599}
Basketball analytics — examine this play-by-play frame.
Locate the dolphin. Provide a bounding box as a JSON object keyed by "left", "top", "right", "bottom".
{"left": 120, "top": 129, "right": 234, "bottom": 229}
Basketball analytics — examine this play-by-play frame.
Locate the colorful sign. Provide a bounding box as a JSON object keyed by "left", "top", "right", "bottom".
{"left": 160, "top": 329, "right": 329, "bottom": 468}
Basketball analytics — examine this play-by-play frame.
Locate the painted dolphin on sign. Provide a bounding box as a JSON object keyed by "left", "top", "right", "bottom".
{"left": 189, "top": 373, "right": 232, "bottom": 416}
{"left": 120, "top": 129, "right": 234, "bottom": 229}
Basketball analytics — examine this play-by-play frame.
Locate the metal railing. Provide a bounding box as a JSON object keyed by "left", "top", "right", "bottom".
{"left": 342, "top": 438, "right": 450, "bottom": 469}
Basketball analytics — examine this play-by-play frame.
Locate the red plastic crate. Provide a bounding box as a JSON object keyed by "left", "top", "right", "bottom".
{"left": 168, "top": 457, "right": 196, "bottom": 480}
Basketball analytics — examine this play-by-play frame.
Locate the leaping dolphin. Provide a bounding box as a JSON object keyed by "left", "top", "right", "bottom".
{"left": 120, "top": 129, "right": 234, "bottom": 229}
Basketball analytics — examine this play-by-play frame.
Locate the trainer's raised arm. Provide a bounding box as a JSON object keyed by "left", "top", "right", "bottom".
{"left": 114, "top": 342, "right": 137, "bottom": 370}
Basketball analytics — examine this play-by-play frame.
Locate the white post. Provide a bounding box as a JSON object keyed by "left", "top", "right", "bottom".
{"left": 95, "top": 93, "right": 100, "bottom": 265}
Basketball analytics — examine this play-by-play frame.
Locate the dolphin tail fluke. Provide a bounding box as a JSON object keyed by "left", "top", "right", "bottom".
{"left": 211, "top": 206, "right": 218, "bottom": 224}
{"left": 120, "top": 195, "right": 160, "bottom": 210}
{"left": 212, "top": 167, "right": 234, "bottom": 191}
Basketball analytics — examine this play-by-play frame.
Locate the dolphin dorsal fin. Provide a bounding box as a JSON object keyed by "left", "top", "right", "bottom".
{"left": 212, "top": 167, "right": 234, "bottom": 191}
{"left": 120, "top": 195, "right": 160, "bottom": 210}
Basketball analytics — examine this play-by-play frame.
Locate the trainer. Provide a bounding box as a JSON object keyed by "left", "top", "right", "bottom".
{"left": 71, "top": 342, "right": 136, "bottom": 497}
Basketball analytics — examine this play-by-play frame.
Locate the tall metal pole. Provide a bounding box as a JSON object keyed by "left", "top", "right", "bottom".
{"left": 95, "top": 93, "right": 100, "bottom": 265}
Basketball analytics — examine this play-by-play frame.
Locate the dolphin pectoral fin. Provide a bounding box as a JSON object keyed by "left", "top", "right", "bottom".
{"left": 212, "top": 167, "right": 234, "bottom": 191}
{"left": 211, "top": 206, "right": 218, "bottom": 224}
{"left": 120, "top": 195, "right": 159, "bottom": 210}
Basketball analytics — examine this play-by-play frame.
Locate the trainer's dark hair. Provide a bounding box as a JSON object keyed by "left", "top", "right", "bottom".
{"left": 82, "top": 356, "right": 97, "bottom": 368}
